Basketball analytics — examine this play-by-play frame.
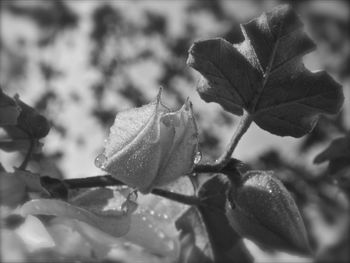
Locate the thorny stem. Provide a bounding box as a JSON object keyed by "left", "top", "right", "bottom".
{"left": 19, "top": 139, "right": 35, "bottom": 170}
{"left": 194, "top": 110, "right": 252, "bottom": 174}
{"left": 64, "top": 175, "right": 201, "bottom": 206}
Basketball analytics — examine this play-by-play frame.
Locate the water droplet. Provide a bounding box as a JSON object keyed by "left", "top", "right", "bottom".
{"left": 158, "top": 232, "right": 165, "bottom": 239}
{"left": 193, "top": 151, "right": 202, "bottom": 164}
{"left": 166, "top": 240, "right": 174, "bottom": 250}
{"left": 163, "top": 214, "right": 169, "bottom": 220}
{"left": 127, "top": 190, "right": 138, "bottom": 202}
{"left": 94, "top": 154, "right": 107, "bottom": 169}
{"left": 121, "top": 203, "right": 128, "bottom": 214}
{"left": 149, "top": 210, "right": 155, "bottom": 215}
{"left": 142, "top": 216, "right": 147, "bottom": 221}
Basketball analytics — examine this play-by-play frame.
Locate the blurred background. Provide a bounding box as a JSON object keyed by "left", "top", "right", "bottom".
{"left": 0, "top": 0, "right": 349, "bottom": 262}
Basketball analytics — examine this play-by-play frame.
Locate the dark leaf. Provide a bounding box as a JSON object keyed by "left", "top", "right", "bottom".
{"left": 0, "top": 88, "right": 20, "bottom": 126}
{"left": 176, "top": 208, "right": 212, "bottom": 263}
{"left": 0, "top": 126, "right": 42, "bottom": 153}
{"left": 0, "top": 171, "right": 26, "bottom": 207}
{"left": 187, "top": 5, "right": 343, "bottom": 137}
{"left": 226, "top": 170, "right": 311, "bottom": 255}
{"left": 314, "top": 133, "right": 350, "bottom": 185}
{"left": 15, "top": 96, "right": 50, "bottom": 139}
{"left": 176, "top": 175, "right": 253, "bottom": 263}
{"left": 0, "top": 91, "right": 50, "bottom": 152}
{"left": 3, "top": 214, "right": 26, "bottom": 229}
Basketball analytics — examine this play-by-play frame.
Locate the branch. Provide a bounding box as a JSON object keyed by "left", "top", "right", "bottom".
{"left": 194, "top": 111, "right": 252, "bottom": 175}
{"left": 64, "top": 175, "right": 200, "bottom": 206}
{"left": 216, "top": 110, "right": 252, "bottom": 167}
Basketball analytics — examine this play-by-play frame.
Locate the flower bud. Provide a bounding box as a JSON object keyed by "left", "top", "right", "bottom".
{"left": 96, "top": 89, "right": 198, "bottom": 193}
{"left": 226, "top": 171, "right": 311, "bottom": 255}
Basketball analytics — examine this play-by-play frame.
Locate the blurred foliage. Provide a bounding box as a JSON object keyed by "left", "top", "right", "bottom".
{"left": 1, "top": 0, "right": 350, "bottom": 262}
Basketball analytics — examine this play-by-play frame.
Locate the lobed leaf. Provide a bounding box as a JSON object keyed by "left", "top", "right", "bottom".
{"left": 187, "top": 5, "right": 343, "bottom": 137}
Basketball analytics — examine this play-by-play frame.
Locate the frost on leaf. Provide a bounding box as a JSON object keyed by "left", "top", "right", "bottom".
{"left": 96, "top": 88, "right": 198, "bottom": 193}
{"left": 226, "top": 170, "right": 311, "bottom": 255}
{"left": 187, "top": 5, "right": 343, "bottom": 137}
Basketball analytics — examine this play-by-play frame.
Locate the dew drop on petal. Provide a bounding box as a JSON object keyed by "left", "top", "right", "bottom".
{"left": 193, "top": 151, "right": 202, "bottom": 164}
{"left": 95, "top": 154, "right": 107, "bottom": 169}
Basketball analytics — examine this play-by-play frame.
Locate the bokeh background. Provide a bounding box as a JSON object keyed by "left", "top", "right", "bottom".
{"left": 1, "top": 0, "right": 349, "bottom": 262}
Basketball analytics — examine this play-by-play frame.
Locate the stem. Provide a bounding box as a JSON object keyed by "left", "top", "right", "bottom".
{"left": 64, "top": 175, "right": 200, "bottom": 206}
{"left": 19, "top": 139, "right": 34, "bottom": 170}
{"left": 194, "top": 110, "right": 252, "bottom": 174}
{"left": 152, "top": 189, "right": 201, "bottom": 206}
{"left": 218, "top": 110, "right": 252, "bottom": 167}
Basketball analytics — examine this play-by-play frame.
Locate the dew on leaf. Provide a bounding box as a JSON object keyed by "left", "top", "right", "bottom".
{"left": 94, "top": 153, "right": 107, "bottom": 169}
{"left": 193, "top": 151, "right": 202, "bottom": 164}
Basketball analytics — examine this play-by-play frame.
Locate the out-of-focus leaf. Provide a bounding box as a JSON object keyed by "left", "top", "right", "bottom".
{"left": 0, "top": 126, "right": 43, "bottom": 153}
{"left": 47, "top": 217, "right": 101, "bottom": 259}
{"left": 0, "top": 171, "right": 26, "bottom": 207}
{"left": 122, "top": 208, "right": 180, "bottom": 259}
{"left": 21, "top": 188, "right": 136, "bottom": 238}
{"left": 187, "top": 5, "right": 343, "bottom": 137}
{"left": 14, "top": 96, "right": 50, "bottom": 139}
{"left": 15, "top": 215, "right": 55, "bottom": 252}
{"left": 3, "top": 214, "right": 26, "bottom": 229}
{"left": 314, "top": 133, "right": 350, "bottom": 175}
{"left": 226, "top": 170, "right": 311, "bottom": 255}
{"left": 0, "top": 88, "right": 20, "bottom": 126}
{"left": 0, "top": 91, "right": 50, "bottom": 153}
{"left": 0, "top": 90, "right": 50, "bottom": 152}
{"left": 176, "top": 207, "right": 212, "bottom": 263}
{"left": 14, "top": 169, "right": 49, "bottom": 196}
{"left": 0, "top": 228, "right": 27, "bottom": 262}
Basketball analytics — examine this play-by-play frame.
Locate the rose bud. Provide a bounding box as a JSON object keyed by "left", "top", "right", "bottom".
{"left": 95, "top": 89, "right": 199, "bottom": 193}
{"left": 226, "top": 171, "right": 311, "bottom": 255}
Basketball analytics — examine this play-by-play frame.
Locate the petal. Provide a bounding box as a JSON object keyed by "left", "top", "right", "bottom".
{"left": 102, "top": 89, "right": 173, "bottom": 193}
{"left": 154, "top": 99, "right": 198, "bottom": 187}
{"left": 104, "top": 89, "right": 168, "bottom": 159}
